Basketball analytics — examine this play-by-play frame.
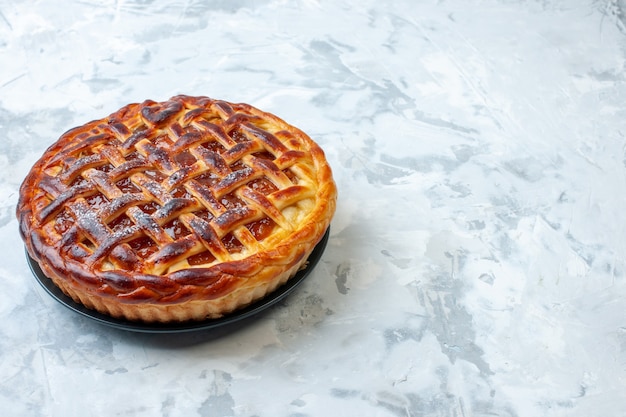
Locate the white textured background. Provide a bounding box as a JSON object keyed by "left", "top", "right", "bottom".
{"left": 1, "top": 1, "right": 625, "bottom": 416}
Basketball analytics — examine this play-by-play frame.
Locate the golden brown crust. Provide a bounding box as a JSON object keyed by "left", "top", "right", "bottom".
{"left": 17, "top": 95, "right": 336, "bottom": 322}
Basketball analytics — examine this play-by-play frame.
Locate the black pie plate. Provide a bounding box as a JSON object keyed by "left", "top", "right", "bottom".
{"left": 27, "top": 228, "right": 329, "bottom": 333}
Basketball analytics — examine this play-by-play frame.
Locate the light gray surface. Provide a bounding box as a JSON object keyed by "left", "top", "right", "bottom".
{"left": 1, "top": 1, "right": 625, "bottom": 416}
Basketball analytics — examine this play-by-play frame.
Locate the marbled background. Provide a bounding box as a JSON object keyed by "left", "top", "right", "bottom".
{"left": 1, "top": 0, "right": 625, "bottom": 416}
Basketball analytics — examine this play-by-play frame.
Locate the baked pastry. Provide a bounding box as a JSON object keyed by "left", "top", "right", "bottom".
{"left": 18, "top": 95, "right": 336, "bottom": 323}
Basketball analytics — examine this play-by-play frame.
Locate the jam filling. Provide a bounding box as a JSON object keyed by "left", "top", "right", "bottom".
{"left": 221, "top": 232, "right": 243, "bottom": 252}
{"left": 174, "top": 150, "right": 197, "bottom": 167}
{"left": 143, "top": 169, "right": 167, "bottom": 182}
{"left": 194, "top": 172, "right": 219, "bottom": 188}
{"left": 283, "top": 168, "right": 298, "bottom": 184}
{"left": 96, "top": 163, "right": 114, "bottom": 173}
{"left": 246, "top": 217, "right": 275, "bottom": 241}
{"left": 171, "top": 186, "right": 193, "bottom": 199}
{"left": 229, "top": 159, "right": 248, "bottom": 172}
{"left": 163, "top": 218, "right": 190, "bottom": 240}
{"left": 137, "top": 201, "right": 160, "bottom": 215}
{"left": 109, "top": 213, "right": 134, "bottom": 233}
{"left": 194, "top": 209, "right": 214, "bottom": 223}
{"left": 85, "top": 192, "right": 109, "bottom": 210}
{"left": 201, "top": 139, "right": 227, "bottom": 154}
{"left": 248, "top": 177, "right": 278, "bottom": 195}
{"left": 229, "top": 129, "right": 249, "bottom": 144}
{"left": 115, "top": 177, "right": 141, "bottom": 194}
{"left": 220, "top": 193, "right": 245, "bottom": 209}
{"left": 54, "top": 209, "right": 74, "bottom": 234}
{"left": 252, "top": 151, "right": 275, "bottom": 161}
{"left": 187, "top": 250, "right": 216, "bottom": 265}
{"left": 128, "top": 236, "right": 158, "bottom": 258}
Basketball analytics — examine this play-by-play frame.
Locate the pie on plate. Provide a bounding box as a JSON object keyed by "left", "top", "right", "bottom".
{"left": 17, "top": 95, "right": 337, "bottom": 323}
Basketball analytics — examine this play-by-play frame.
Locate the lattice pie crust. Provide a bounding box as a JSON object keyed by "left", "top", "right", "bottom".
{"left": 18, "top": 96, "right": 337, "bottom": 323}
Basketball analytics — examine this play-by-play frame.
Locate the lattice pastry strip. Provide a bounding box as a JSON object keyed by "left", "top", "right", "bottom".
{"left": 18, "top": 95, "right": 337, "bottom": 323}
